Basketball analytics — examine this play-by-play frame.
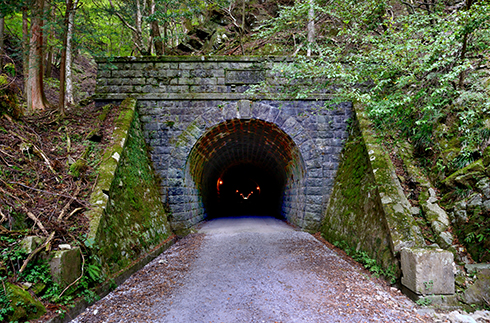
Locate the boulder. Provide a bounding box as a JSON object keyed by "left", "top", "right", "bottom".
{"left": 5, "top": 282, "right": 46, "bottom": 322}
{"left": 463, "top": 269, "right": 490, "bottom": 306}
{"left": 476, "top": 177, "right": 490, "bottom": 198}
{"left": 443, "top": 159, "right": 485, "bottom": 188}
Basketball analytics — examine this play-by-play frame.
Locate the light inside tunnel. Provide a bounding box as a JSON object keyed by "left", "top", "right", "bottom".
{"left": 186, "top": 118, "right": 305, "bottom": 221}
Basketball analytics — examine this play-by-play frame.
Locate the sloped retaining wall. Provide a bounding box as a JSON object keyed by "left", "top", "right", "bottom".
{"left": 322, "top": 104, "right": 425, "bottom": 272}
{"left": 86, "top": 98, "right": 174, "bottom": 275}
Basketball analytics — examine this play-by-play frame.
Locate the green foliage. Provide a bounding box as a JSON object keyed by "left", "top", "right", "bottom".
{"left": 257, "top": 0, "right": 490, "bottom": 160}
{"left": 0, "top": 276, "right": 14, "bottom": 321}
{"left": 416, "top": 297, "right": 433, "bottom": 306}
{"left": 0, "top": 235, "right": 28, "bottom": 275}
{"left": 457, "top": 212, "right": 490, "bottom": 262}
{"left": 333, "top": 240, "right": 397, "bottom": 284}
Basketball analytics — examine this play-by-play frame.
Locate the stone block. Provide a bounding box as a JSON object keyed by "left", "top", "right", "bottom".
{"left": 49, "top": 247, "right": 81, "bottom": 288}
{"left": 400, "top": 248, "right": 455, "bottom": 295}
{"left": 237, "top": 100, "right": 252, "bottom": 118}
{"left": 463, "top": 269, "right": 490, "bottom": 306}
{"left": 20, "top": 236, "right": 44, "bottom": 254}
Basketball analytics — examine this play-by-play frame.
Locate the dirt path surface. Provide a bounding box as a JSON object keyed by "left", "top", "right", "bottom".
{"left": 72, "top": 217, "right": 433, "bottom": 323}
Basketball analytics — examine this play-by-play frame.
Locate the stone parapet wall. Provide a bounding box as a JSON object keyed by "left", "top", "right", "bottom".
{"left": 95, "top": 56, "right": 328, "bottom": 101}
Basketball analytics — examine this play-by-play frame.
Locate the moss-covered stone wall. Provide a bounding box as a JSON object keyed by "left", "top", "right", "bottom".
{"left": 321, "top": 114, "right": 396, "bottom": 269}
{"left": 322, "top": 104, "right": 425, "bottom": 272}
{"left": 87, "top": 98, "right": 172, "bottom": 275}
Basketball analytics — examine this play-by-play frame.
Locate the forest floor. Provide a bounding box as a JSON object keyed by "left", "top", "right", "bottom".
{"left": 0, "top": 96, "right": 121, "bottom": 317}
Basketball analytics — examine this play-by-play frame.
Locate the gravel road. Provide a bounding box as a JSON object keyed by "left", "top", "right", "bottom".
{"left": 72, "top": 217, "right": 433, "bottom": 323}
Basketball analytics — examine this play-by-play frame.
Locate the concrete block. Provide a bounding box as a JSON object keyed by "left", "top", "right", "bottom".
{"left": 20, "top": 236, "right": 44, "bottom": 254}
{"left": 49, "top": 247, "right": 81, "bottom": 288}
{"left": 401, "top": 248, "right": 455, "bottom": 295}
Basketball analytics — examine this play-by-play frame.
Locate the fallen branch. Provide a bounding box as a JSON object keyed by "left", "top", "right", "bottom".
{"left": 0, "top": 225, "right": 9, "bottom": 234}
{"left": 64, "top": 207, "right": 83, "bottom": 221}
{"left": 10, "top": 131, "right": 59, "bottom": 182}
{"left": 19, "top": 231, "right": 55, "bottom": 274}
{"left": 10, "top": 182, "right": 88, "bottom": 207}
{"left": 0, "top": 148, "right": 13, "bottom": 166}
{"left": 58, "top": 186, "right": 81, "bottom": 221}
{"left": 25, "top": 210, "right": 49, "bottom": 236}
{"left": 58, "top": 250, "right": 85, "bottom": 298}
{"left": 0, "top": 209, "right": 6, "bottom": 223}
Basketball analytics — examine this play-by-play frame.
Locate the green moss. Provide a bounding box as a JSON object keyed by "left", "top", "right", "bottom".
{"left": 443, "top": 159, "right": 485, "bottom": 188}
{"left": 5, "top": 282, "right": 46, "bottom": 322}
{"left": 97, "top": 110, "right": 171, "bottom": 274}
{"left": 322, "top": 115, "right": 396, "bottom": 272}
{"left": 69, "top": 159, "right": 87, "bottom": 178}
{"left": 98, "top": 104, "right": 114, "bottom": 122}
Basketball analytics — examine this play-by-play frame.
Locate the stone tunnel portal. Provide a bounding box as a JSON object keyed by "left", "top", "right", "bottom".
{"left": 186, "top": 118, "right": 305, "bottom": 220}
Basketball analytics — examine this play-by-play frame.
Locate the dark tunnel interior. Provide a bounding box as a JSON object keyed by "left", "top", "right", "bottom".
{"left": 206, "top": 163, "right": 285, "bottom": 219}
{"left": 186, "top": 118, "right": 304, "bottom": 222}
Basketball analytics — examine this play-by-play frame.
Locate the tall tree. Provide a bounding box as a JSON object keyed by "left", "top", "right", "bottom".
{"left": 0, "top": 12, "right": 4, "bottom": 68}
{"left": 148, "top": 0, "right": 164, "bottom": 55}
{"left": 44, "top": 1, "right": 55, "bottom": 78}
{"left": 108, "top": 0, "right": 148, "bottom": 55}
{"left": 27, "top": 0, "right": 49, "bottom": 112}
{"left": 59, "top": 0, "right": 73, "bottom": 115}
{"left": 22, "top": 5, "right": 29, "bottom": 101}
{"left": 65, "top": 0, "right": 79, "bottom": 105}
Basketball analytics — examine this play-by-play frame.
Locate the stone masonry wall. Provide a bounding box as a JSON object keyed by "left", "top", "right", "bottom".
{"left": 95, "top": 56, "right": 352, "bottom": 232}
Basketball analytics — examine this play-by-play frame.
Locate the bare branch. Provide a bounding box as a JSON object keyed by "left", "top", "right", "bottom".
{"left": 19, "top": 231, "right": 55, "bottom": 274}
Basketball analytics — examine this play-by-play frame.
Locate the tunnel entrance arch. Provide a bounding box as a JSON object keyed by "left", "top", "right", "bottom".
{"left": 141, "top": 99, "right": 351, "bottom": 234}
{"left": 185, "top": 119, "right": 306, "bottom": 221}
{"left": 95, "top": 56, "right": 352, "bottom": 234}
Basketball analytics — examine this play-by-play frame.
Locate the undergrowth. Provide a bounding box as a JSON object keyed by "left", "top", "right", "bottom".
{"left": 333, "top": 240, "right": 397, "bottom": 285}
{"left": 0, "top": 233, "right": 105, "bottom": 320}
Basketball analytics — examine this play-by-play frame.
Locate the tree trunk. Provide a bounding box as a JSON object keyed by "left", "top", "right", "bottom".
{"left": 59, "top": 0, "right": 73, "bottom": 116}
{"left": 149, "top": 0, "right": 163, "bottom": 56}
{"left": 241, "top": 0, "right": 246, "bottom": 54}
{"left": 23, "top": 7, "right": 30, "bottom": 102}
{"left": 0, "top": 13, "right": 4, "bottom": 69}
{"left": 108, "top": 0, "right": 147, "bottom": 55}
{"left": 458, "top": 0, "right": 474, "bottom": 89}
{"left": 65, "top": 0, "right": 79, "bottom": 105}
{"left": 44, "top": 2, "right": 54, "bottom": 78}
{"left": 307, "top": 0, "right": 315, "bottom": 56}
{"left": 27, "top": 0, "right": 49, "bottom": 112}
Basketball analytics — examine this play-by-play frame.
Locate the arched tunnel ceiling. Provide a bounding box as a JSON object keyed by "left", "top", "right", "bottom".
{"left": 187, "top": 118, "right": 304, "bottom": 192}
